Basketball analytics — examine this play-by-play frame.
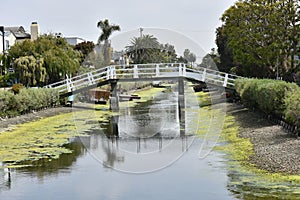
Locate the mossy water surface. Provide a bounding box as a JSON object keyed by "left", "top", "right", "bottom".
{"left": 0, "top": 86, "right": 167, "bottom": 168}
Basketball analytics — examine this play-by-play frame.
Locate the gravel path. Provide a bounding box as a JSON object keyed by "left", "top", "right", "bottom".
{"left": 227, "top": 103, "right": 300, "bottom": 175}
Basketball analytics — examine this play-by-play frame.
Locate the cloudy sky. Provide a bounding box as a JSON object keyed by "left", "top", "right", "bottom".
{"left": 1, "top": 0, "right": 236, "bottom": 58}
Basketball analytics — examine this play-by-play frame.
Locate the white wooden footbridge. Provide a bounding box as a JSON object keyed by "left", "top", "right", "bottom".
{"left": 45, "top": 63, "right": 240, "bottom": 98}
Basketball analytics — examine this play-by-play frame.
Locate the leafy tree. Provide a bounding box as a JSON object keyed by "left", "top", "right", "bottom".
{"left": 220, "top": 0, "right": 300, "bottom": 79}
{"left": 14, "top": 56, "right": 46, "bottom": 86}
{"left": 97, "top": 19, "right": 120, "bottom": 65}
{"left": 8, "top": 34, "right": 81, "bottom": 85}
{"left": 183, "top": 49, "right": 197, "bottom": 66}
{"left": 215, "top": 26, "right": 235, "bottom": 73}
{"left": 74, "top": 41, "right": 95, "bottom": 64}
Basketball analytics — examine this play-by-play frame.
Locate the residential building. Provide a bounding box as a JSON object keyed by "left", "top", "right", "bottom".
{"left": 0, "top": 22, "right": 40, "bottom": 54}
{"left": 65, "top": 37, "right": 86, "bottom": 46}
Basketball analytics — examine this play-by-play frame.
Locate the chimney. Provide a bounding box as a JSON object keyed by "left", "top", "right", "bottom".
{"left": 30, "top": 22, "right": 40, "bottom": 41}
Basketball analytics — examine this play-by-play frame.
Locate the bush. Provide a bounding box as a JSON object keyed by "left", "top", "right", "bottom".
{"left": 0, "top": 88, "right": 60, "bottom": 118}
{"left": 235, "top": 78, "right": 299, "bottom": 116}
{"left": 11, "top": 83, "right": 24, "bottom": 94}
{"left": 284, "top": 90, "right": 300, "bottom": 128}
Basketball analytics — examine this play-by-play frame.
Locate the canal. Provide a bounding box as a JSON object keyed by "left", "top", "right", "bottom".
{"left": 0, "top": 86, "right": 299, "bottom": 199}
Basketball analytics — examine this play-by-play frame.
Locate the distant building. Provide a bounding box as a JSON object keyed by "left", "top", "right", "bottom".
{"left": 0, "top": 22, "right": 40, "bottom": 54}
{"left": 65, "top": 37, "right": 86, "bottom": 46}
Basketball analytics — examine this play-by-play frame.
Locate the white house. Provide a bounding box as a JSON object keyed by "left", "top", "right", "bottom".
{"left": 65, "top": 37, "right": 86, "bottom": 46}
{"left": 0, "top": 22, "right": 40, "bottom": 54}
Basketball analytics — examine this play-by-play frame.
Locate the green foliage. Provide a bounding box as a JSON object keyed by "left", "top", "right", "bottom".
{"left": 235, "top": 78, "right": 299, "bottom": 117}
{"left": 220, "top": 0, "right": 300, "bottom": 78}
{"left": 126, "top": 34, "right": 178, "bottom": 64}
{"left": 0, "top": 88, "right": 59, "bottom": 118}
{"left": 284, "top": 90, "right": 300, "bottom": 128}
{"left": 97, "top": 19, "right": 120, "bottom": 65}
{"left": 74, "top": 41, "right": 95, "bottom": 64}
{"left": 11, "top": 83, "right": 24, "bottom": 94}
{"left": 8, "top": 34, "right": 81, "bottom": 86}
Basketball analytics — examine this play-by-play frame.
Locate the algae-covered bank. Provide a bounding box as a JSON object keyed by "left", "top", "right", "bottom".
{"left": 219, "top": 104, "right": 300, "bottom": 199}
{"left": 0, "top": 86, "right": 166, "bottom": 168}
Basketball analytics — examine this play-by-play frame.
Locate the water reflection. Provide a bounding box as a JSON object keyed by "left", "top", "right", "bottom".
{"left": 78, "top": 89, "right": 197, "bottom": 173}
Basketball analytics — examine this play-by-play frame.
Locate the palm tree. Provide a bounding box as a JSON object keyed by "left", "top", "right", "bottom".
{"left": 97, "top": 19, "right": 120, "bottom": 65}
{"left": 126, "top": 34, "right": 160, "bottom": 64}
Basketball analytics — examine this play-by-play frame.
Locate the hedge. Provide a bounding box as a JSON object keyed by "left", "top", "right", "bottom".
{"left": 0, "top": 88, "right": 60, "bottom": 118}
{"left": 235, "top": 78, "right": 300, "bottom": 132}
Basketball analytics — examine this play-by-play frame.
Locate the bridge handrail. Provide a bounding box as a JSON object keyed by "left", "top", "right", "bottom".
{"left": 45, "top": 63, "right": 242, "bottom": 94}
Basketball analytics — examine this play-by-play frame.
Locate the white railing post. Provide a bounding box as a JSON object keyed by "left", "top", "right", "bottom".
{"left": 223, "top": 73, "right": 229, "bottom": 87}
{"left": 201, "top": 68, "right": 206, "bottom": 82}
{"left": 66, "top": 74, "right": 74, "bottom": 92}
{"left": 106, "top": 67, "right": 111, "bottom": 80}
{"left": 109, "top": 66, "right": 116, "bottom": 79}
{"left": 134, "top": 65, "right": 138, "bottom": 78}
{"left": 87, "top": 72, "right": 95, "bottom": 85}
{"left": 155, "top": 64, "right": 160, "bottom": 77}
{"left": 182, "top": 64, "right": 186, "bottom": 77}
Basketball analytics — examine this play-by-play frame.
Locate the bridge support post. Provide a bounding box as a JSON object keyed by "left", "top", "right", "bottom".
{"left": 110, "top": 116, "right": 119, "bottom": 137}
{"left": 178, "top": 78, "right": 185, "bottom": 136}
{"left": 109, "top": 81, "right": 119, "bottom": 111}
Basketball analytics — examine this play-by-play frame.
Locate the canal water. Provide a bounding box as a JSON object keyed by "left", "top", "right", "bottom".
{"left": 0, "top": 86, "right": 299, "bottom": 199}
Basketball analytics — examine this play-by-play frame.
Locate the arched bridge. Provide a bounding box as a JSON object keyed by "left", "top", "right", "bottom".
{"left": 45, "top": 63, "right": 241, "bottom": 98}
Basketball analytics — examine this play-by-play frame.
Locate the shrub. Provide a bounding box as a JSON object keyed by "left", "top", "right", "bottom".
{"left": 284, "top": 90, "right": 300, "bottom": 128}
{"left": 235, "top": 78, "right": 299, "bottom": 116}
{"left": 11, "top": 83, "right": 24, "bottom": 94}
{"left": 0, "top": 88, "right": 59, "bottom": 118}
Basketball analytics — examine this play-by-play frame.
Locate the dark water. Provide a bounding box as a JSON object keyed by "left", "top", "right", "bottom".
{"left": 0, "top": 88, "right": 299, "bottom": 199}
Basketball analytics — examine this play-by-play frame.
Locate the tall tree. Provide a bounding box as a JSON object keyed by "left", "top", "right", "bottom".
{"left": 9, "top": 34, "right": 81, "bottom": 85}
{"left": 183, "top": 49, "right": 197, "bottom": 66}
{"left": 126, "top": 34, "right": 161, "bottom": 64}
{"left": 74, "top": 41, "right": 95, "bottom": 64}
{"left": 97, "top": 19, "right": 120, "bottom": 65}
{"left": 220, "top": 0, "right": 300, "bottom": 78}
{"left": 215, "top": 26, "right": 234, "bottom": 73}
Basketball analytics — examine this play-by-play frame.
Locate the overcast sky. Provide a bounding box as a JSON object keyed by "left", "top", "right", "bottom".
{"left": 1, "top": 0, "right": 237, "bottom": 58}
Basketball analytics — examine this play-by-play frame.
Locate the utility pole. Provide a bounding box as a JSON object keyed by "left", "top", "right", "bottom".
{"left": 0, "top": 26, "right": 4, "bottom": 54}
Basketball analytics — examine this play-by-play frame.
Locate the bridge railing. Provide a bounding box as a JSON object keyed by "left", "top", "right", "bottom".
{"left": 45, "top": 63, "right": 242, "bottom": 94}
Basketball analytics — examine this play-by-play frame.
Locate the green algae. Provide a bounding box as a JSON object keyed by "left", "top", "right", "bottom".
{"left": 0, "top": 112, "right": 87, "bottom": 168}
{"left": 0, "top": 86, "right": 169, "bottom": 168}
{"left": 191, "top": 91, "right": 300, "bottom": 198}
{"left": 217, "top": 114, "right": 300, "bottom": 199}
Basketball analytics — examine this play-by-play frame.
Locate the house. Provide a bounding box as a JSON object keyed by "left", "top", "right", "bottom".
{"left": 65, "top": 37, "right": 86, "bottom": 46}
{"left": 0, "top": 22, "right": 40, "bottom": 54}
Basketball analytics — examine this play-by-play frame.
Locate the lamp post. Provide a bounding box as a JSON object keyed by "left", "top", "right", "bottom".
{"left": 0, "top": 26, "right": 4, "bottom": 75}
{"left": 0, "top": 26, "right": 4, "bottom": 54}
